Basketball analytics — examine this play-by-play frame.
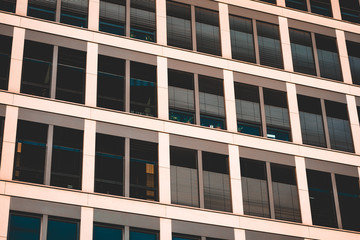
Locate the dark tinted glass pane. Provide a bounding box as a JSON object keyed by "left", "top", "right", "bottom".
{"left": 310, "top": 0, "right": 332, "bottom": 17}
{"left": 195, "top": 7, "right": 221, "bottom": 56}
{"left": 257, "top": 21, "right": 283, "bottom": 69}
{"left": 289, "top": 29, "right": 316, "bottom": 76}
{"left": 297, "top": 95, "right": 326, "bottom": 147}
{"left": 130, "top": 228, "right": 158, "bottom": 240}
{"left": 170, "top": 146, "right": 199, "bottom": 207}
{"left": 97, "top": 55, "right": 125, "bottom": 111}
{"left": 95, "top": 133, "right": 124, "bottom": 196}
{"left": 0, "top": 117, "right": 4, "bottom": 163}
{"left": 335, "top": 174, "right": 360, "bottom": 231}
{"left": 234, "top": 83, "right": 261, "bottom": 136}
{"left": 130, "top": 139, "right": 158, "bottom": 201}
{"left": 259, "top": 0, "right": 276, "bottom": 3}
{"left": 130, "top": 0, "right": 156, "bottom": 42}
{"left": 8, "top": 213, "right": 41, "bottom": 240}
{"left": 173, "top": 234, "right": 200, "bottom": 240}
{"left": 130, "top": 61, "right": 157, "bottom": 117}
{"left": 315, "top": 34, "right": 342, "bottom": 81}
{"left": 100, "top": 0, "right": 126, "bottom": 36}
{"left": 340, "top": 0, "right": 360, "bottom": 24}
{"left": 286, "top": 0, "right": 308, "bottom": 11}
{"left": 28, "top": 0, "right": 56, "bottom": 21}
{"left": 199, "top": 76, "right": 226, "bottom": 129}
{"left": 202, "top": 151, "right": 231, "bottom": 212}
{"left": 167, "top": 1, "right": 192, "bottom": 50}
{"left": 271, "top": 164, "right": 301, "bottom": 222}
{"left": 56, "top": 47, "right": 86, "bottom": 104}
{"left": 240, "top": 158, "right": 270, "bottom": 218}
{"left": 0, "top": 34, "right": 12, "bottom": 90}
{"left": 14, "top": 120, "right": 48, "bottom": 184}
{"left": 229, "top": 15, "right": 255, "bottom": 63}
{"left": 346, "top": 40, "right": 360, "bottom": 85}
{"left": 61, "top": 0, "right": 88, "bottom": 28}
{"left": 47, "top": 218, "right": 79, "bottom": 240}
{"left": 307, "top": 169, "right": 337, "bottom": 228}
{"left": 246, "top": 231, "right": 303, "bottom": 240}
{"left": 263, "top": 88, "right": 291, "bottom": 141}
{"left": 0, "top": 0, "right": 16, "bottom": 12}
{"left": 51, "top": 126, "right": 83, "bottom": 190}
{"left": 325, "top": 100, "right": 354, "bottom": 152}
{"left": 94, "top": 224, "right": 123, "bottom": 240}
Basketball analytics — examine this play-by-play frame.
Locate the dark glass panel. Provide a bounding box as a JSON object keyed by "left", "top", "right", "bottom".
{"left": 167, "top": 1, "right": 192, "bottom": 50}
{"left": 307, "top": 169, "right": 337, "bottom": 228}
{"left": 28, "top": 0, "right": 56, "bottom": 21}
{"left": 325, "top": 100, "right": 354, "bottom": 152}
{"left": 271, "top": 164, "right": 301, "bottom": 222}
{"left": 195, "top": 7, "right": 221, "bottom": 56}
{"left": 257, "top": 21, "right": 283, "bottom": 69}
{"left": 94, "top": 223, "right": 123, "bottom": 240}
{"left": 170, "top": 146, "right": 199, "bottom": 207}
{"left": 47, "top": 218, "right": 79, "bottom": 240}
{"left": 0, "top": 0, "right": 16, "bottom": 12}
{"left": 8, "top": 213, "right": 41, "bottom": 240}
{"left": 0, "top": 117, "right": 4, "bottom": 163}
{"left": 246, "top": 230, "right": 303, "bottom": 240}
{"left": 130, "top": 228, "right": 158, "bottom": 240}
{"left": 60, "top": 0, "right": 88, "bottom": 28}
{"left": 21, "top": 40, "right": 53, "bottom": 98}
{"left": 285, "top": 0, "right": 308, "bottom": 11}
{"left": 297, "top": 95, "right": 326, "bottom": 147}
{"left": 95, "top": 133, "right": 124, "bottom": 196}
{"left": 97, "top": 55, "right": 125, "bottom": 111}
{"left": 310, "top": 0, "right": 332, "bottom": 17}
{"left": 199, "top": 75, "right": 226, "bottom": 129}
{"left": 130, "top": 139, "right": 158, "bottom": 201}
{"left": 241, "top": 158, "right": 270, "bottom": 218}
{"left": 335, "top": 174, "right": 360, "bottom": 231}
{"left": 168, "top": 69, "right": 195, "bottom": 124}
{"left": 0, "top": 34, "right": 12, "bottom": 90}
{"left": 130, "top": 0, "right": 156, "bottom": 42}
{"left": 234, "top": 82, "right": 261, "bottom": 136}
{"left": 56, "top": 47, "right": 86, "bottom": 104}
{"left": 346, "top": 40, "right": 360, "bottom": 85}
{"left": 289, "top": 29, "right": 316, "bottom": 76}
{"left": 202, "top": 151, "right": 231, "bottom": 212}
{"left": 229, "top": 15, "right": 255, "bottom": 63}
{"left": 51, "top": 126, "right": 83, "bottom": 190}
{"left": 315, "top": 34, "right": 342, "bottom": 81}
{"left": 173, "top": 233, "right": 200, "bottom": 240}
{"left": 130, "top": 61, "right": 157, "bottom": 117}
{"left": 259, "top": 0, "right": 276, "bottom": 3}
{"left": 263, "top": 88, "right": 291, "bottom": 141}
{"left": 99, "top": 0, "right": 126, "bottom": 36}
{"left": 13, "top": 120, "right": 48, "bottom": 184}
{"left": 340, "top": 0, "right": 360, "bottom": 24}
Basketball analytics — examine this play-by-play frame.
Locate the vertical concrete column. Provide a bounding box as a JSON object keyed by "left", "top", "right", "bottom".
{"left": 218, "top": 3, "right": 231, "bottom": 59}
{"left": 8, "top": 27, "right": 25, "bottom": 93}
{"left": 286, "top": 83, "right": 302, "bottom": 144}
{"left": 88, "top": 0, "right": 100, "bottom": 31}
{"left": 160, "top": 218, "right": 172, "bottom": 240}
{"left": 331, "top": 0, "right": 342, "bottom": 20}
{"left": 85, "top": 42, "right": 99, "bottom": 107}
{"left": 277, "top": 0, "right": 286, "bottom": 7}
{"left": 228, "top": 145, "right": 243, "bottom": 215}
{"left": 0, "top": 106, "right": 18, "bottom": 180}
{"left": 336, "top": 30, "right": 352, "bottom": 84}
{"left": 157, "top": 56, "right": 169, "bottom": 120}
{"left": 156, "top": 0, "right": 167, "bottom": 45}
{"left": 0, "top": 195, "right": 10, "bottom": 240}
{"left": 234, "top": 229, "right": 246, "bottom": 240}
{"left": 80, "top": 207, "right": 94, "bottom": 240}
{"left": 82, "top": 120, "right": 96, "bottom": 192}
{"left": 158, "top": 132, "right": 171, "bottom": 204}
{"left": 295, "top": 156, "right": 312, "bottom": 225}
{"left": 223, "top": 70, "right": 237, "bottom": 132}
{"left": 15, "top": 0, "right": 28, "bottom": 15}
{"left": 346, "top": 95, "right": 360, "bottom": 154}
{"left": 278, "top": 17, "right": 293, "bottom": 72}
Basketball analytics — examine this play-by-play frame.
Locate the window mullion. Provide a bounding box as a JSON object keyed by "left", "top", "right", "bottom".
{"left": 125, "top": 60, "right": 130, "bottom": 112}
{"left": 258, "top": 86, "right": 267, "bottom": 137}
{"left": 126, "top": 0, "right": 130, "bottom": 37}
{"left": 40, "top": 214, "right": 48, "bottom": 240}
{"left": 320, "top": 99, "right": 331, "bottom": 148}
{"left": 306, "top": 0, "right": 311, "bottom": 13}
{"left": 50, "top": 46, "right": 58, "bottom": 99}
{"left": 44, "top": 125, "right": 53, "bottom": 185}
{"left": 191, "top": 5, "right": 197, "bottom": 51}
{"left": 311, "top": 32, "right": 321, "bottom": 77}
{"left": 197, "top": 150, "right": 204, "bottom": 208}
{"left": 266, "top": 161, "right": 275, "bottom": 219}
{"left": 55, "top": 0, "right": 61, "bottom": 22}
{"left": 331, "top": 173, "right": 343, "bottom": 229}
{"left": 252, "top": 19, "right": 260, "bottom": 65}
{"left": 124, "top": 137, "right": 130, "bottom": 197}
{"left": 194, "top": 73, "right": 200, "bottom": 125}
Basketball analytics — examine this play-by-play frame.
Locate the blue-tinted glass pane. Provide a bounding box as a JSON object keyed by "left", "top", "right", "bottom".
{"left": 94, "top": 225, "right": 123, "bottom": 240}
{"left": 237, "top": 122, "right": 261, "bottom": 136}
{"left": 130, "top": 0, "right": 156, "bottom": 42}
{"left": 99, "top": 0, "right": 126, "bottom": 36}
{"left": 60, "top": 0, "right": 88, "bottom": 28}
{"left": 259, "top": 0, "right": 276, "bottom": 3}
{"left": 28, "top": 0, "right": 56, "bottom": 21}
{"left": 47, "top": 219, "right": 79, "bottom": 240}
{"left": 169, "top": 109, "right": 195, "bottom": 124}
{"left": 8, "top": 214, "right": 41, "bottom": 240}
{"left": 200, "top": 115, "right": 225, "bottom": 129}
{"left": 0, "top": 0, "right": 16, "bottom": 12}
{"left": 286, "top": 0, "right": 308, "bottom": 11}
{"left": 310, "top": 0, "right": 332, "bottom": 17}
{"left": 130, "top": 230, "right": 157, "bottom": 240}
{"left": 266, "top": 127, "right": 291, "bottom": 141}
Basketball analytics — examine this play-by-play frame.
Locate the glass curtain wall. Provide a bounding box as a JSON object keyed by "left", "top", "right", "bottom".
{"left": 60, "top": 0, "right": 88, "bottom": 28}
{"left": 47, "top": 218, "right": 79, "bottom": 240}
{"left": 130, "top": 228, "right": 158, "bottom": 240}
{"left": 0, "top": 34, "right": 12, "bottom": 90}
{"left": 0, "top": 117, "right": 4, "bottom": 163}
{"left": 310, "top": 0, "right": 332, "bottom": 17}
{"left": 28, "top": 0, "right": 57, "bottom": 21}
{"left": 285, "top": 0, "right": 308, "bottom": 11}
{"left": 94, "top": 223, "right": 123, "bottom": 240}
{"left": 340, "top": 0, "right": 360, "bottom": 24}
{"left": 130, "top": 0, "right": 156, "bottom": 42}
{"left": 346, "top": 40, "right": 360, "bottom": 85}
{"left": 0, "top": 0, "right": 16, "bottom": 12}
{"left": 8, "top": 213, "right": 41, "bottom": 240}
{"left": 99, "top": 0, "right": 126, "bottom": 36}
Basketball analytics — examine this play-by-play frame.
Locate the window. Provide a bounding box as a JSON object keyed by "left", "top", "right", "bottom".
{"left": 0, "top": 116, "right": 4, "bottom": 163}
{"left": 0, "top": 0, "right": 16, "bottom": 12}
{"left": 168, "top": 69, "right": 195, "bottom": 124}
{"left": 97, "top": 55, "right": 125, "bottom": 111}
{"left": 47, "top": 217, "right": 79, "bottom": 240}
{"left": 259, "top": 0, "right": 276, "bottom": 3}
{"left": 13, "top": 120, "right": 48, "bottom": 184}
{"left": 51, "top": 126, "right": 83, "bottom": 189}
{"left": 8, "top": 212, "right": 41, "bottom": 240}
{"left": 21, "top": 40, "right": 53, "bottom": 98}
{"left": 28, "top": 0, "right": 57, "bottom": 21}
{"left": 0, "top": 34, "right": 12, "bottom": 90}
{"left": 94, "top": 223, "right": 123, "bottom": 240}
{"left": 99, "top": 0, "right": 126, "bottom": 36}
{"left": 170, "top": 146, "right": 199, "bottom": 207}
{"left": 130, "top": 139, "right": 158, "bottom": 201}
{"left": 346, "top": 40, "right": 360, "bottom": 85}
{"left": 246, "top": 230, "right": 303, "bottom": 240}
{"left": 60, "top": 0, "right": 88, "bottom": 28}
{"left": 286, "top": 0, "right": 333, "bottom": 17}
{"left": 130, "top": 228, "right": 158, "bottom": 240}
{"left": 95, "top": 133, "right": 124, "bottom": 196}
{"left": 340, "top": 0, "right": 360, "bottom": 24}
{"left": 286, "top": 0, "right": 308, "bottom": 11}
{"left": 56, "top": 47, "right": 86, "bottom": 104}
{"left": 130, "top": 0, "right": 156, "bottom": 42}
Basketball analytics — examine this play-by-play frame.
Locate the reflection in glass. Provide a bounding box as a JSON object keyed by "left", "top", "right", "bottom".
{"left": 28, "top": 0, "right": 56, "bottom": 21}
{"left": 8, "top": 213, "right": 41, "bottom": 240}
{"left": 100, "top": 0, "right": 126, "bottom": 36}
{"left": 340, "top": 0, "right": 360, "bottom": 24}
{"left": 47, "top": 218, "right": 79, "bottom": 240}
{"left": 94, "top": 223, "right": 123, "bottom": 240}
{"left": 61, "top": 0, "right": 88, "bottom": 28}
{"left": 0, "top": 0, "right": 16, "bottom": 12}
{"left": 285, "top": 0, "right": 308, "bottom": 11}
{"left": 130, "top": 228, "right": 158, "bottom": 240}
{"left": 346, "top": 40, "right": 360, "bottom": 85}
{"left": 310, "top": 0, "right": 332, "bottom": 17}
{"left": 0, "top": 34, "right": 12, "bottom": 90}
{"left": 130, "top": 0, "right": 156, "bottom": 42}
